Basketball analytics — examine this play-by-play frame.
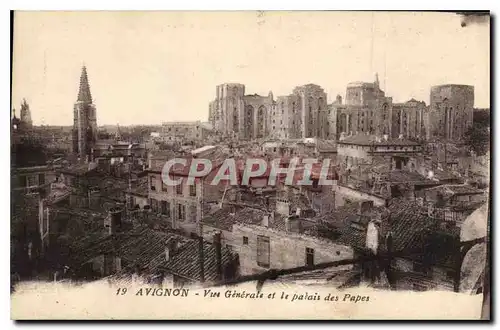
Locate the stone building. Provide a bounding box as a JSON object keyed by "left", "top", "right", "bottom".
{"left": 270, "top": 84, "right": 330, "bottom": 139}
{"left": 146, "top": 146, "right": 226, "bottom": 236}
{"left": 161, "top": 121, "right": 212, "bottom": 142}
{"left": 391, "top": 99, "right": 427, "bottom": 140}
{"left": 208, "top": 83, "right": 273, "bottom": 140}
{"left": 337, "top": 133, "right": 424, "bottom": 170}
{"left": 335, "top": 74, "right": 393, "bottom": 138}
{"left": 72, "top": 66, "right": 98, "bottom": 161}
{"left": 428, "top": 84, "right": 474, "bottom": 141}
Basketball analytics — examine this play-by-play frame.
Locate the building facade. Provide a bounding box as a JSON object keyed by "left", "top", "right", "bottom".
{"left": 391, "top": 99, "right": 427, "bottom": 140}
{"left": 161, "top": 121, "right": 212, "bottom": 142}
{"left": 335, "top": 74, "right": 394, "bottom": 138}
{"left": 270, "top": 84, "right": 330, "bottom": 139}
{"left": 428, "top": 84, "right": 474, "bottom": 141}
{"left": 208, "top": 83, "right": 273, "bottom": 140}
{"left": 72, "top": 66, "right": 98, "bottom": 161}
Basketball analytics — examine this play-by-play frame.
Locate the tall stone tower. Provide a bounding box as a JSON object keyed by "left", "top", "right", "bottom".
{"left": 20, "top": 99, "right": 33, "bottom": 128}
{"left": 72, "top": 66, "right": 97, "bottom": 161}
{"left": 429, "top": 84, "right": 474, "bottom": 141}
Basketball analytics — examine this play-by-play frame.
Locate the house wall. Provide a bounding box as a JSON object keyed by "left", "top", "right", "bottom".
{"left": 148, "top": 172, "right": 223, "bottom": 235}
{"left": 232, "top": 224, "right": 354, "bottom": 276}
{"left": 333, "top": 184, "right": 387, "bottom": 208}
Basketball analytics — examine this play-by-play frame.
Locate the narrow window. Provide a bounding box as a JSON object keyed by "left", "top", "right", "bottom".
{"left": 257, "top": 235, "right": 270, "bottom": 268}
{"left": 306, "top": 247, "right": 315, "bottom": 266}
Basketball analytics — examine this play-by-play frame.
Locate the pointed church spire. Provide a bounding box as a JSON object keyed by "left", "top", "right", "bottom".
{"left": 77, "top": 65, "right": 93, "bottom": 103}
{"left": 374, "top": 72, "right": 380, "bottom": 88}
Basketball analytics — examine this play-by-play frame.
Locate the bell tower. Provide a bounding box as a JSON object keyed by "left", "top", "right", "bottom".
{"left": 72, "top": 65, "right": 98, "bottom": 161}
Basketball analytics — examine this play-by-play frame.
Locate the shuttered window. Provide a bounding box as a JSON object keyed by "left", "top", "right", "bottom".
{"left": 256, "top": 235, "right": 270, "bottom": 268}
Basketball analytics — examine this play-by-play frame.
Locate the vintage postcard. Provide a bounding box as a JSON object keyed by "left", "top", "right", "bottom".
{"left": 10, "top": 10, "right": 490, "bottom": 320}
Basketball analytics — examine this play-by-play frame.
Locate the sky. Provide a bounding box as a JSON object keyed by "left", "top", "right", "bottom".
{"left": 11, "top": 11, "right": 490, "bottom": 126}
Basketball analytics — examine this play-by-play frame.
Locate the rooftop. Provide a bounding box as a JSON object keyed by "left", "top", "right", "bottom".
{"left": 425, "top": 184, "right": 484, "bottom": 196}
{"left": 203, "top": 206, "right": 267, "bottom": 231}
{"left": 339, "top": 134, "right": 421, "bottom": 147}
{"left": 67, "top": 226, "right": 188, "bottom": 273}
{"left": 160, "top": 240, "right": 237, "bottom": 282}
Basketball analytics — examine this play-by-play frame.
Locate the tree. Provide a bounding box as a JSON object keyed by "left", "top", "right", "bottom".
{"left": 473, "top": 109, "right": 491, "bottom": 129}
{"left": 464, "top": 124, "right": 490, "bottom": 156}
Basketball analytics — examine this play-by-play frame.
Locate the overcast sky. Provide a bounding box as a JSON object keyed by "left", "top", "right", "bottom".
{"left": 12, "top": 11, "right": 490, "bottom": 126}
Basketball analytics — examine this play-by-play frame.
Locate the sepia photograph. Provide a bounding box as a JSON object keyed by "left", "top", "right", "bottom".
{"left": 9, "top": 10, "right": 491, "bottom": 320}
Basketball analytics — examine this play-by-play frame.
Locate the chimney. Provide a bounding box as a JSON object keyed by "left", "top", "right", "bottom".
{"left": 358, "top": 200, "right": 374, "bottom": 214}
{"left": 105, "top": 207, "right": 123, "bottom": 235}
{"left": 262, "top": 214, "right": 269, "bottom": 227}
{"left": 213, "top": 232, "right": 222, "bottom": 281}
{"left": 365, "top": 221, "right": 379, "bottom": 255}
{"left": 165, "top": 240, "right": 177, "bottom": 262}
{"left": 285, "top": 217, "right": 292, "bottom": 232}
{"left": 198, "top": 235, "right": 205, "bottom": 283}
{"left": 276, "top": 198, "right": 290, "bottom": 216}
{"left": 427, "top": 203, "right": 434, "bottom": 217}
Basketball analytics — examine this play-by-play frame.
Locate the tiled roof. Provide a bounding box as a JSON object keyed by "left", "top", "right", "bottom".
{"left": 334, "top": 199, "right": 443, "bottom": 253}
{"left": 425, "top": 184, "right": 484, "bottom": 196}
{"left": 431, "top": 168, "right": 461, "bottom": 181}
{"left": 339, "top": 134, "right": 421, "bottom": 147}
{"left": 127, "top": 181, "right": 148, "bottom": 197}
{"left": 316, "top": 139, "right": 337, "bottom": 152}
{"left": 59, "top": 163, "right": 96, "bottom": 176}
{"left": 67, "top": 226, "right": 187, "bottom": 271}
{"left": 161, "top": 240, "right": 237, "bottom": 282}
{"left": 203, "top": 206, "right": 266, "bottom": 231}
{"left": 380, "top": 170, "right": 430, "bottom": 183}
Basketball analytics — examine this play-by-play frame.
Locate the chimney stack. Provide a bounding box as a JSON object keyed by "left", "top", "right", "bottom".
{"left": 165, "top": 240, "right": 177, "bottom": 262}
{"left": 213, "top": 232, "right": 222, "bottom": 281}
{"left": 262, "top": 214, "right": 269, "bottom": 227}
{"left": 285, "top": 217, "right": 292, "bottom": 232}
{"left": 105, "top": 207, "right": 123, "bottom": 235}
{"left": 276, "top": 198, "right": 290, "bottom": 216}
{"left": 365, "top": 221, "right": 379, "bottom": 255}
{"left": 427, "top": 203, "right": 435, "bottom": 217}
